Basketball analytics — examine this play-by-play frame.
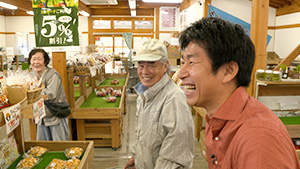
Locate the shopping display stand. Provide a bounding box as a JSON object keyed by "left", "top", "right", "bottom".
{"left": 254, "top": 79, "right": 300, "bottom": 159}
{"left": 0, "top": 88, "right": 95, "bottom": 169}
{"left": 68, "top": 61, "right": 129, "bottom": 149}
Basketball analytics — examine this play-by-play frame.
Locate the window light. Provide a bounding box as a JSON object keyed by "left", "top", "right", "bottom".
{"left": 142, "top": 0, "right": 182, "bottom": 3}
{"left": 131, "top": 10, "right": 136, "bottom": 17}
{"left": 0, "top": 2, "right": 18, "bottom": 10}
{"left": 79, "top": 10, "right": 90, "bottom": 17}
{"left": 129, "top": 0, "right": 136, "bottom": 9}
{"left": 26, "top": 11, "right": 34, "bottom": 15}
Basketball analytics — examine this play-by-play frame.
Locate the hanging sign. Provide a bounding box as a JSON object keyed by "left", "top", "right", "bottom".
{"left": 2, "top": 103, "right": 21, "bottom": 134}
{"left": 32, "top": 0, "right": 79, "bottom": 47}
{"left": 32, "top": 98, "right": 46, "bottom": 124}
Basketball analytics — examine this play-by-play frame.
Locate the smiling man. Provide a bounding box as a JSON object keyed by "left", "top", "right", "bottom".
{"left": 178, "top": 17, "right": 300, "bottom": 169}
{"left": 124, "top": 39, "right": 194, "bottom": 169}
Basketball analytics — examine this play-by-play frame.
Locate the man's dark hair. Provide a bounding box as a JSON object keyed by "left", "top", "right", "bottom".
{"left": 179, "top": 17, "right": 255, "bottom": 87}
{"left": 28, "top": 48, "right": 50, "bottom": 66}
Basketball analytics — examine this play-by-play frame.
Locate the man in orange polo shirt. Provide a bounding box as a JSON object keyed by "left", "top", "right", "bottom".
{"left": 178, "top": 17, "right": 300, "bottom": 168}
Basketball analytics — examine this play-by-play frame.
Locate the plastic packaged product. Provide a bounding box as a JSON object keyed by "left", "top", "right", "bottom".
{"left": 65, "top": 159, "right": 81, "bottom": 169}
{"left": 27, "top": 146, "right": 48, "bottom": 157}
{"left": 255, "top": 69, "right": 265, "bottom": 81}
{"left": 265, "top": 70, "right": 273, "bottom": 81}
{"left": 271, "top": 71, "right": 281, "bottom": 82}
{"left": 65, "top": 147, "right": 84, "bottom": 159}
{"left": 0, "top": 75, "right": 10, "bottom": 109}
{"left": 46, "top": 158, "right": 66, "bottom": 169}
{"left": 16, "top": 156, "right": 39, "bottom": 169}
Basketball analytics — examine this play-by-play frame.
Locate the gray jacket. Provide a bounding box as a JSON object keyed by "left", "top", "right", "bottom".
{"left": 133, "top": 73, "right": 195, "bottom": 169}
{"left": 31, "top": 66, "right": 68, "bottom": 126}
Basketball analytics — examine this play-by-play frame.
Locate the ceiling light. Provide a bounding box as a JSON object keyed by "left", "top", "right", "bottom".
{"left": 26, "top": 11, "right": 34, "bottom": 15}
{"left": 79, "top": 10, "right": 90, "bottom": 17}
{"left": 0, "top": 2, "right": 18, "bottom": 10}
{"left": 131, "top": 10, "right": 136, "bottom": 17}
{"left": 128, "top": 0, "right": 136, "bottom": 9}
{"left": 142, "top": 0, "right": 182, "bottom": 3}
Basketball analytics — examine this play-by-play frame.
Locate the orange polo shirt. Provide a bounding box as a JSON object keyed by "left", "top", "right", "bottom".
{"left": 205, "top": 87, "right": 300, "bottom": 169}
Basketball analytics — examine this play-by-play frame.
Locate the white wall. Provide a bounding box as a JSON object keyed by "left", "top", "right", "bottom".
{"left": 274, "top": 12, "right": 300, "bottom": 59}
{"left": 0, "top": 16, "right": 6, "bottom": 47}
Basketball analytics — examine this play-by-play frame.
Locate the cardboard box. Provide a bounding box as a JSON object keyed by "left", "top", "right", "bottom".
{"left": 167, "top": 46, "right": 181, "bottom": 59}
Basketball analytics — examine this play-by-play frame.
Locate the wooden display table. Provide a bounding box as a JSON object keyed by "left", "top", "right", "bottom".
{"left": 71, "top": 85, "right": 126, "bottom": 149}
{"left": 68, "top": 66, "right": 129, "bottom": 149}
{"left": 0, "top": 96, "right": 94, "bottom": 169}
{"left": 254, "top": 79, "right": 300, "bottom": 159}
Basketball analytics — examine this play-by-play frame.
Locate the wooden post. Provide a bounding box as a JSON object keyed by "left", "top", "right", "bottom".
{"left": 52, "top": 52, "right": 69, "bottom": 101}
{"left": 248, "top": 0, "right": 269, "bottom": 97}
{"left": 204, "top": 0, "right": 211, "bottom": 18}
{"left": 155, "top": 7, "right": 160, "bottom": 39}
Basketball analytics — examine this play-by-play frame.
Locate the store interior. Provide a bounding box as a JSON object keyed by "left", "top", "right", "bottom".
{"left": 0, "top": 0, "right": 300, "bottom": 168}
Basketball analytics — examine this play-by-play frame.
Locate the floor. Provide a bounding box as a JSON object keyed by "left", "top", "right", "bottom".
{"left": 23, "top": 93, "right": 208, "bottom": 169}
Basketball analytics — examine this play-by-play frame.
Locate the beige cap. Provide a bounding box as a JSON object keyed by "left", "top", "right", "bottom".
{"left": 133, "top": 39, "right": 167, "bottom": 62}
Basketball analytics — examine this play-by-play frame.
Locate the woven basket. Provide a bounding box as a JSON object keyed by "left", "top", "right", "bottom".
{"left": 73, "top": 65, "right": 90, "bottom": 75}
{"left": 27, "top": 84, "right": 45, "bottom": 104}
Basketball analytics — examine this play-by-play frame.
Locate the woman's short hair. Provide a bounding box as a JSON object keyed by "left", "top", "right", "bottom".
{"left": 28, "top": 48, "right": 50, "bottom": 66}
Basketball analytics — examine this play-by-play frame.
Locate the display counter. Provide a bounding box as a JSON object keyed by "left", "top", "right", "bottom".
{"left": 0, "top": 93, "right": 94, "bottom": 169}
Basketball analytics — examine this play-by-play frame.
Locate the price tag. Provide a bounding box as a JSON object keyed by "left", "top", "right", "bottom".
{"left": 33, "top": 98, "right": 46, "bottom": 124}
{"left": 2, "top": 104, "right": 20, "bottom": 134}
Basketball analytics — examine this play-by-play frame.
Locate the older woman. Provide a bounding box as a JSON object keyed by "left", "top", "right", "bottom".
{"left": 28, "top": 48, "right": 69, "bottom": 141}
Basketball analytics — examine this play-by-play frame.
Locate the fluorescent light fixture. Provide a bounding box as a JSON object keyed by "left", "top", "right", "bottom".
{"left": 0, "top": 2, "right": 18, "bottom": 10}
{"left": 128, "top": 0, "right": 136, "bottom": 9}
{"left": 26, "top": 11, "right": 34, "bottom": 15}
{"left": 131, "top": 10, "right": 136, "bottom": 17}
{"left": 79, "top": 10, "right": 90, "bottom": 17}
{"left": 142, "top": 0, "right": 182, "bottom": 3}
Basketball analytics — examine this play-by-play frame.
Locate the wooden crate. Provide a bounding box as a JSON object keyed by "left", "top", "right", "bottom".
{"left": 71, "top": 85, "right": 126, "bottom": 149}
{"left": 23, "top": 141, "right": 94, "bottom": 169}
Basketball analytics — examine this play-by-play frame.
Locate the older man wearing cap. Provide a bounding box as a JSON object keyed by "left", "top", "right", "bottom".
{"left": 124, "top": 39, "right": 194, "bottom": 169}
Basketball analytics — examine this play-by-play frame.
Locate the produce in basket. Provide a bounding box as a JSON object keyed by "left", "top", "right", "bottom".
{"left": 106, "top": 87, "right": 114, "bottom": 95}
{"left": 27, "top": 146, "right": 47, "bottom": 157}
{"left": 95, "top": 89, "right": 106, "bottom": 97}
{"left": 65, "top": 147, "right": 84, "bottom": 159}
{"left": 47, "top": 158, "right": 66, "bottom": 169}
{"left": 65, "top": 159, "right": 81, "bottom": 169}
{"left": 110, "top": 78, "right": 119, "bottom": 85}
{"left": 111, "top": 89, "right": 122, "bottom": 97}
{"left": 104, "top": 96, "right": 117, "bottom": 103}
{"left": 16, "top": 156, "right": 39, "bottom": 169}
{"left": 73, "top": 76, "right": 79, "bottom": 84}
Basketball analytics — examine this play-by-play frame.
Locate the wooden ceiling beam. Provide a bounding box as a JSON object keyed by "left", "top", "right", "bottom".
{"left": 0, "top": 0, "right": 32, "bottom": 11}
{"left": 269, "top": 4, "right": 280, "bottom": 8}
{"left": 294, "top": 0, "right": 300, "bottom": 7}
{"left": 270, "top": 1, "right": 284, "bottom": 7}
{"left": 272, "top": 0, "right": 292, "bottom": 6}
{"left": 91, "top": 8, "right": 154, "bottom": 16}
{"left": 276, "top": 1, "right": 300, "bottom": 15}
{"left": 88, "top": 1, "right": 179, "bottom": 9}
{"left": 79, "top": 0, "right": 91, "bottom": 14}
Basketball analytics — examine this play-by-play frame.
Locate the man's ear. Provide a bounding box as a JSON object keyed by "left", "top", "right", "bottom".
{"left": 222, "top": 61, "right": 239, "bottom": 83}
